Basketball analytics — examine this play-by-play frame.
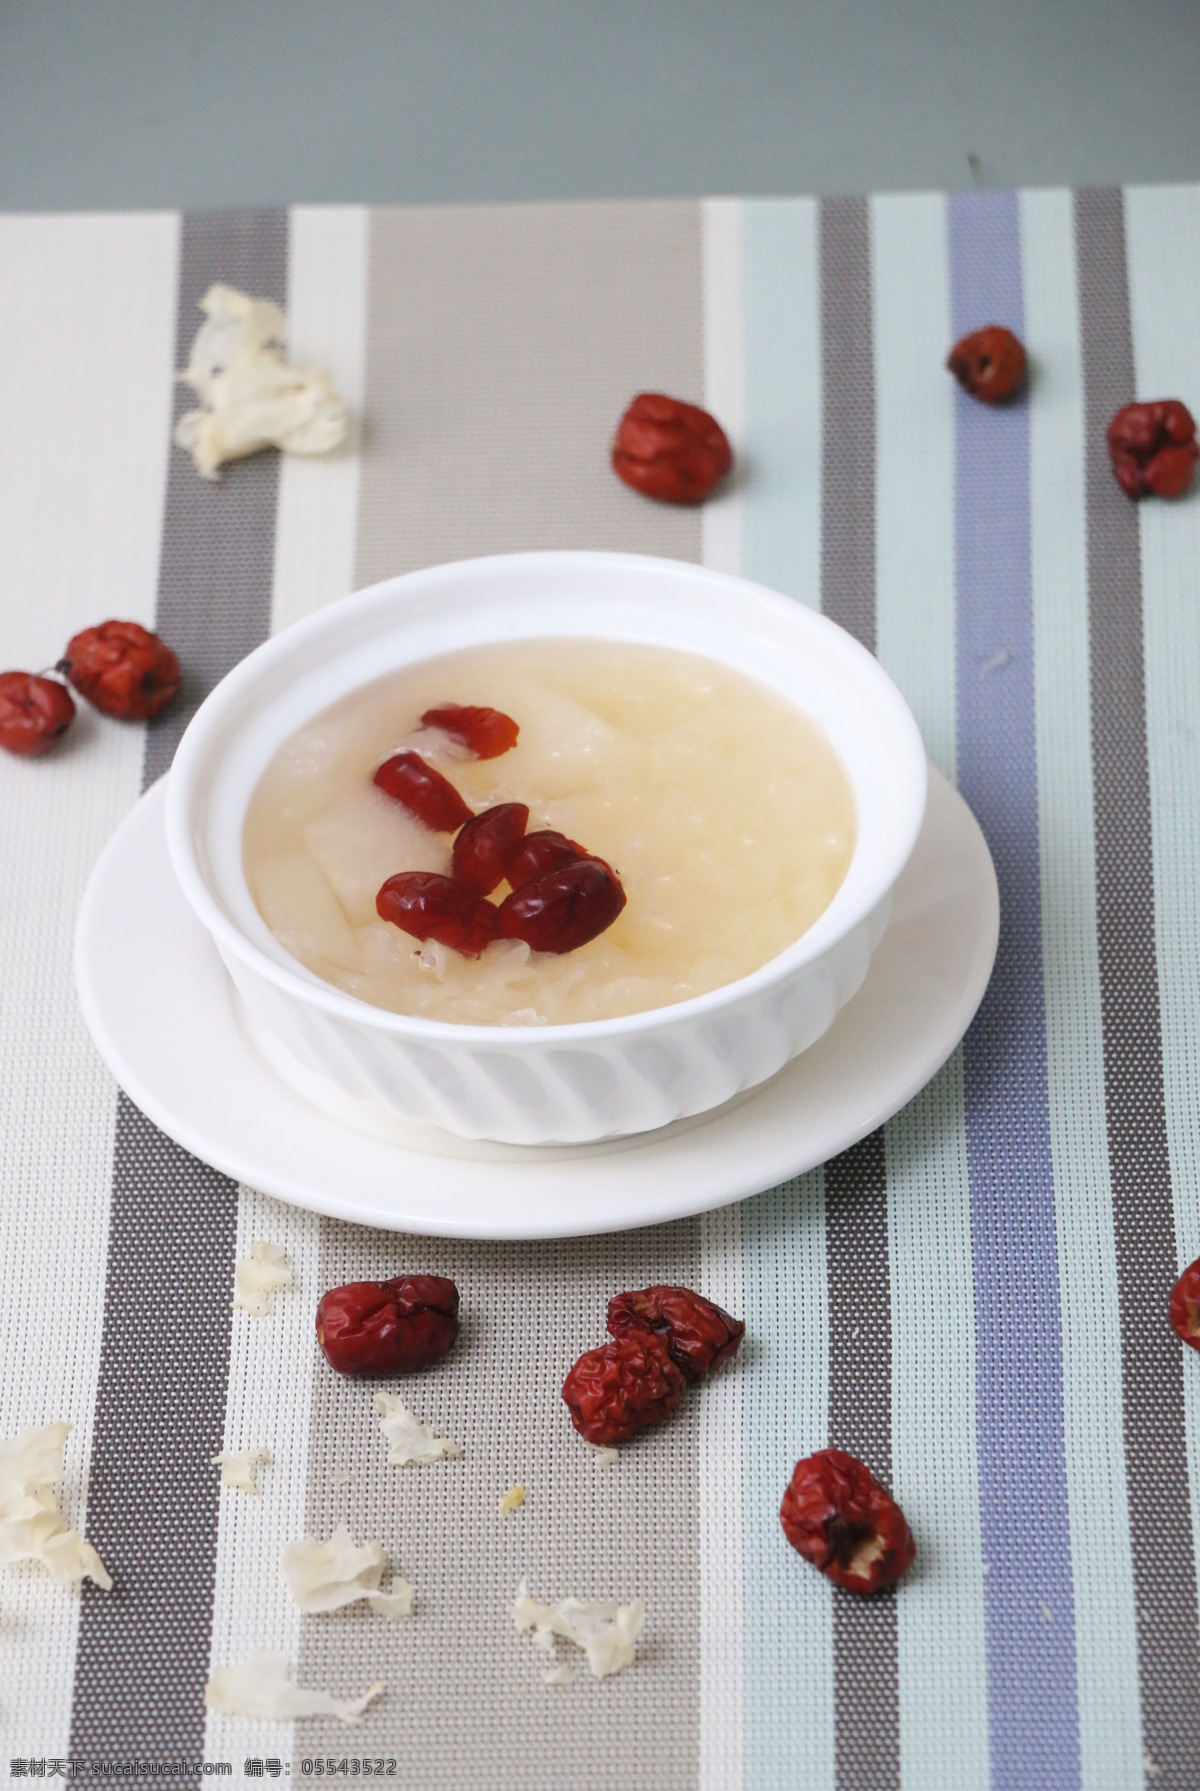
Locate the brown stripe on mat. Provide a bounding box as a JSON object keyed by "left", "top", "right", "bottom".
{"left": 298, "top": 1225, "right": 703, "bottom": 1785}
{"left": 820, "top": 192, "right": 899, "bottom": 1791}
{"left": 355, "top": 200, "right": 705, "bottom": 580}
{"left": 820, "top": 194, "right": 877, "bottom": 659}
{"left": 1074, "top": 186, "right": 1200, "bottom": 1782}
{"left": 294, "top": 199, "right": 709, "bottom": 1785}
{"left": 71, "top": 209, "right": 287, "bottom": 1764}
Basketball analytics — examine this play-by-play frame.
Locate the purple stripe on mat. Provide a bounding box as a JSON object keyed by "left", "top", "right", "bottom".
{"left": 71, "top": 209, "right": 286, "bottom": 1767}
{"left": 949, "top": 189, "right": 1081, "bottom": 1789}
{"left": 819, "top": 194, "right": 898, "bottom": 1791}
{"left": 1074, "top": 185, "right": 1200, "bottom": 1784}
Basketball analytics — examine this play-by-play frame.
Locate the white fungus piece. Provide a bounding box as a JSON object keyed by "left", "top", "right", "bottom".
{"left": 374, "top": 1393, "right": 463, "bottom": 1467}
{"left": 541, "top": 1663, "right": 576, "bottom": 1687}
{"left": 498, "top": 1484, "right": 526, "bottom": 1517}
{"left": 212, "top": 1446, "right": 271, "bottom": 1494}
{"left": 587, "top": 1442, "right": 620, "bottom": 1467}
{"left": 512, "top": 1581, "right": 646, "bottom": 1680}
{"left": 233, "top": 1240, "right": 293, "bottom": 1318}
{"left": 0, "top": 1422, "right": 111, "bottom": 1591}
{"left": 204, "top": 1650, "right": 383, "bottom": 1723}
{"left": 175, "top": 284, "right": 348, "bottom": 479}
{"left": 283, "top": 1527, "right": 414, "bottom": 1618}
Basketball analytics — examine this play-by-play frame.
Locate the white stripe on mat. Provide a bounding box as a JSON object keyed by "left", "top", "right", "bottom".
{"left": 1124, "top": 180, "right": 1200, "bottom": 1635}
{"left": 699, "top": 192, "right": 746, "bottom": 1791}
{"left": 271, "top": 205, "right": 370, "bottom": 636}
{"left": 0, "top": 211, "right": 178, "bottom": 1753}
{"left": 1021, "top": 184, "right": 1143, "bottom": 1791}
{"left": 702, "top": 197, "right": 746, "bottom": 580}
{"left": 205, "top": 204, "right": 370, "bottom": 1762}
{"left": 871, "top": 190, "right": 990, "bottom": 1791}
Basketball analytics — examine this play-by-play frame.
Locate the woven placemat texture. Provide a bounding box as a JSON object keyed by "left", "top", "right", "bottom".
{"left": 1, "top": 185, "right": 1198, "bottom": 1790}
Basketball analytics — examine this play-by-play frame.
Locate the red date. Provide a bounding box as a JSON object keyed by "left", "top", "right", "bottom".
{"left": 780, "top": 1448, "right": 915, "bottom": 1594}
{"left": 377, "top": 871, "right": 498, "bottom": 957}
{"left": 562, "top": 1333, "right": 686, "bottom": 1445}
{"left": 316, "top": 1274, "right": 460, "bottom": 1375}
{"left": 612, "top": 392, "right": 732, "bottom": 504}
{"left": 0, "top": 671, "right": 76, "bottom": 757}
{"left": 1170, "top": 1254, "right": 1200, "bottom": 1350}
{"left": 946, "top": 326, "right": 1027, "bottom": 405}
{"left": 60, "top": 619, "right": 181, "bottom": 721}
{"left": 1107, "top": 399, "right": 1199, "bottom": 499}
{"left": 607, "top": 1285, "right": 745, "bottom": 1383}
{"left": 421, "top": 702, "right": 519, "bottom": 759}
{"left": 451, "top": 802, "right": 529, "bottom": 896}
{"left": 505, "top": 828, "right": 591, "bottom": 889}
{"left": 497, "top": 857, "right": 626, "bottom": 953}
{"left": 373, "top": 751, "right": 474, "bottom": 831}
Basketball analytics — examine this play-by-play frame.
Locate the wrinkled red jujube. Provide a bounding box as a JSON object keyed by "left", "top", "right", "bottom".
{"left": 0, "top": 672, "right": 76, "bottom": 757}
{"left": 1107, "top": 399, "right": 1199, "bottom": 499}
{"left": 780, "top": 1448, "right": 915, "bottom": 1594}
{"left": 611, "top": 392, "right": 733, "bottom": 504}
{"left": 497, "top": 857, "right": 626, "bottom": 954}
{"left": 562, "top": 1333, "right": 686, "bottom": 1445}
{"left": 60, "top": 619, "right": 180, "bottom": 721}
{"left": 451, "top": 802, "right": 529, "bottom": 896}
{"left": 505, "top": 829, "right": 593, "bottom": 890}
{"left": 316, "top": 1275, "right": 460, "bottom": 1375}
{"left": 421, "top": 703, "right": 519, "bottom": 760}
{"left": 946, "top": 326, "right": 1027, "bottom": 405}
{"left": 1169, "top": 1255, "right": 1200, "bottom": 1350}
{"left": 607, "top": 1285, "right": 745, "bottom": 1383}
{"left": 373, "top": 750, "right": 474, "bottom": 831}
{"left": 377, "top": 871, "right": 499, "bottom": 957}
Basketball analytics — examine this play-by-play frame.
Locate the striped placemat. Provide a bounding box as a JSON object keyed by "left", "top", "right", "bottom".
{"left": 2, "top": 185, "right": 1198, "bottom": 1789}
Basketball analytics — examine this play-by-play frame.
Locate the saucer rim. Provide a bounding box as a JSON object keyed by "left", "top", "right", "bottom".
{"left": 74, "top": 767, "right": 998, "bottom": 1239}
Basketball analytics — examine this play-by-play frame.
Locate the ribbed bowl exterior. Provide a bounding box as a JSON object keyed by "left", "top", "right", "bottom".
{"left": 217, "top": 894, "right": 889, "bottom": 1145}
{"left": 167, "top": 552, "right": 927, "bottom": 1149}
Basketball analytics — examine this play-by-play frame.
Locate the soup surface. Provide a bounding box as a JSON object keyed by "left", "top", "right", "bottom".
{"left": 242, "top": 639, "right": 856, "bottom": 1025}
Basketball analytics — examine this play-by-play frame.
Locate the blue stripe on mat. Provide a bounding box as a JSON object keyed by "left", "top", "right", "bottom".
{"left": 742, "top": 1173, "right": 834, "bottom": 1791}
{"left": 740, "top": 197, "right": 821, "bottom": 608}
{"left": 738, "top": 193, "right": 835, "bottom": 1791}
{"left": 948, "top": 188, "right": 1081, "bottom": 1789}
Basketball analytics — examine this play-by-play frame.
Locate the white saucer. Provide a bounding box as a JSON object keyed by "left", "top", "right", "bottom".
{"left": 74, "top": 769, "right": 997, "bottom": 1239}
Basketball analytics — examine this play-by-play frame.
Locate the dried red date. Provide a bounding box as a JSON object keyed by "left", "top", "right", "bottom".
{"left": 562, "top": 1333, "right": 686, "bottom": 1445}
{"left": 451, "top": 802, "right": 529, "bottom": 896}
{"left": 611, "top": 392, "right": 733, "bottom": 504}
{"left": 1170, "top": 1255, "right": 1200, "bottom": 1349}
{"left": 497, "top": 857, "right": 626, "bottom": 954}
{"left": 373, "top": 750, "right": 474, "bottom": 831}
{"left": 607, "top": 1285, "right": 745, "bottom": 1383}
{"left": 780, "top": 1448, "right": 915, "bottom": 1594}
{"left": 1107, "top": 399, "right": 1199, "bottom": 499}
{"left": 946, "top": 326, "right": 1027, "bottom": 405}
{"left": 377, "top": 871, "right": 499, "bottom": 957}
{"left": 506, "top": 829, "right": 593, "bottom": 889}
{"left": 0, "top": 672, "right": 76, "bottom": 757}
{"left": 316, "top": 1274, "right": 460, "bottom": 1375}
{"left": 421, "top": 703, "right": 519, "bottom": 759}
{"left": 60, "top": 619, "right": 181, "bottom": 721}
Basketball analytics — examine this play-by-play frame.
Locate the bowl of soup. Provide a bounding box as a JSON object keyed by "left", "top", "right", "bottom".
{"left": 165, "top": 552, "right": 926, "bottom": 1145}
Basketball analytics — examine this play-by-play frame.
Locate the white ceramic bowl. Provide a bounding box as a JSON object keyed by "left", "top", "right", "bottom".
{"left": 166, "top": 551, "right": 927, "bottom": 1146}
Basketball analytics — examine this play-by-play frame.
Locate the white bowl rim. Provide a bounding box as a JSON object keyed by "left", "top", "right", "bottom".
{"left": 165, "top": 549, "right": 928, "bottom": 1046}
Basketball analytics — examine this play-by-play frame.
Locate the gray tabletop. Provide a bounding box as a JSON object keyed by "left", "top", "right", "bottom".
{"left": 2, "top": 0, "right": 1198, "bottom": 211}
